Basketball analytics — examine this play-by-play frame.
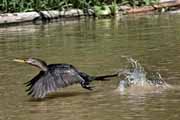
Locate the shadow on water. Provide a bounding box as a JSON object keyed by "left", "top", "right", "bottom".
{"left": 27, "top": 90, "right": 98, "bottom": 102}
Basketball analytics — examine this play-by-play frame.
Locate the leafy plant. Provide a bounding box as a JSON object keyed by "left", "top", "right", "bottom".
{"left": 0, "top": 0, "right": 159, "bottom": 13}
{"left": 109, "top": 0, "right": 118, "bottom": 15}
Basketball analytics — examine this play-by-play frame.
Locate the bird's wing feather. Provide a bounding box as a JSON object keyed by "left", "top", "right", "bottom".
{"left": 25, "top": 65, "right": 85, "bottom": 98}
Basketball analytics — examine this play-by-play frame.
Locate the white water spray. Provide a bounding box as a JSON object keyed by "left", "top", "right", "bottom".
{"left": 117, "top": 57, "right": 170, "bottom": 93}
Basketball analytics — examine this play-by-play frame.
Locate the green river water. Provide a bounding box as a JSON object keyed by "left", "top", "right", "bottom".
{"left": 0, "top": 14, "right": 180, "bottom": 120}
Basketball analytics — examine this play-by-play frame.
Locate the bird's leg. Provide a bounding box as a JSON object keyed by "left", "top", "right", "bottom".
{"left": 80, "top": 81, "right": 94, "bottom": 90}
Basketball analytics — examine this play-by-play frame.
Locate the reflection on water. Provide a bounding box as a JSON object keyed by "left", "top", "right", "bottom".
{"left": 1, "top": 14, "right": 180, "bottom": 120}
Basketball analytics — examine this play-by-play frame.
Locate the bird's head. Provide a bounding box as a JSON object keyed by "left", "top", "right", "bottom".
{"left": 13, "top": 58, "right": 48, "bottom": 71}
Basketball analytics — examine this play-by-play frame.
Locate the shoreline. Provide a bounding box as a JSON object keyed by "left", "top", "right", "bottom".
{"left": 0, "top": 1, "right": 180, "bottom": 26}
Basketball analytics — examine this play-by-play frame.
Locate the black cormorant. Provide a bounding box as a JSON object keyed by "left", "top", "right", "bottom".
{"left": 13, "top": 58, "right": 117, "bottom": 99}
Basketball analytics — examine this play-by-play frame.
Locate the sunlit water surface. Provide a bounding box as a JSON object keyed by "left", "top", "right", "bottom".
{"left": 1, "top": 14, "right": 180, "bottom": 120}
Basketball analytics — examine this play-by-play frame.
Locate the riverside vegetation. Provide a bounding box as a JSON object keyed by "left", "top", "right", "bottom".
{"left": 0, "top": 0, "right": 159, "bottom": 13}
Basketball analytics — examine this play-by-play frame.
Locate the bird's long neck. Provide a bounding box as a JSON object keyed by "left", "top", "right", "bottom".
{"left": 32, "top": 61, "right": 48, "bottom": 71}
{"left": 37, "top": 63, "right": 48, "bottom": 71}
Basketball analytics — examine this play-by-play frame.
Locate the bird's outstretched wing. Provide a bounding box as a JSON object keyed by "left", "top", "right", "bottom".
{"left": 25, "top": 64, "right": 85, "bottom": 99}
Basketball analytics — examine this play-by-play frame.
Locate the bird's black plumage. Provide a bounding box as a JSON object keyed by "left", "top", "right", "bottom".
{"left": 25, "top": 64, "right": 87, "bottom": 98}
{"left": 14, "top": 58, "right": 117, "bottom": 99}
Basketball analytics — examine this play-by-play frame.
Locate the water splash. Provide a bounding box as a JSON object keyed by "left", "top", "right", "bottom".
{"left": 117, "top": 57, "right": 170, "bottom": 94}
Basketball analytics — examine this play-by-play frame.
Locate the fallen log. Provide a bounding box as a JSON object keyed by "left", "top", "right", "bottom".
{"left": 126, "top": 1, "right": 180, "bottom": 14}
{"left": 0, "top": 9, "right": 93, "bottom": 24}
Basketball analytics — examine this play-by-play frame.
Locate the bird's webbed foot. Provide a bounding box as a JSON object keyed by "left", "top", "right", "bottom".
{"left": 80, "top": 81, "right": 95, "bottom": 90}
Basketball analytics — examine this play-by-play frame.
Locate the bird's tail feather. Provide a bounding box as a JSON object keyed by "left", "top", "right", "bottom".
{"left": 94, "top": 73, "right": 118, "bottom": 81}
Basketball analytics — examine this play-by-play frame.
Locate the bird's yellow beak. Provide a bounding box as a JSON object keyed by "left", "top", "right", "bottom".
{"left": 13, "top": 59, "right": 26, "bottom": 63}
